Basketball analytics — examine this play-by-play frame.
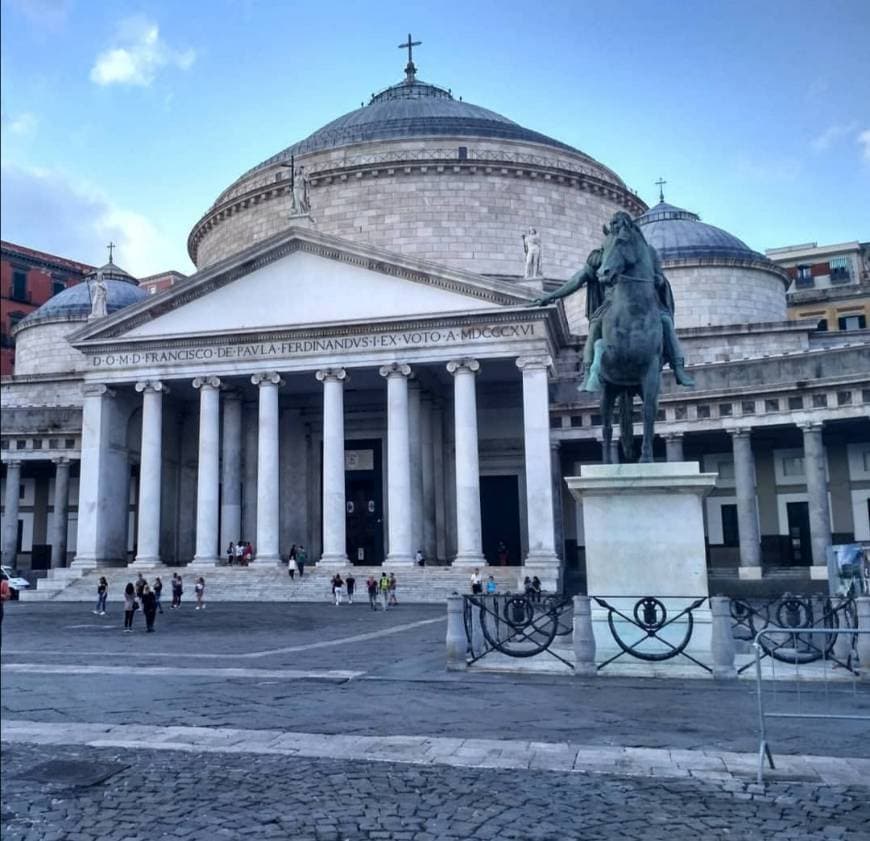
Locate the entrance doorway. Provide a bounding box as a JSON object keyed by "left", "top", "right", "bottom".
{"left": 480, "top": 475, "right": 521, "bottom": 566}
{"left": 344, "top": 439, "right": 384, "bottom": 565}
{"left": 786, "top": 501, "right": 811, "bottom": 565}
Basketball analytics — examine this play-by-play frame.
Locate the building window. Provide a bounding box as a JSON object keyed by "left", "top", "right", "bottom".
{"left": 813, "top": 393, "right": 828, "bottom": 408}
{"left": 697, "top": 405, "right": 710, "bottom": 419}
{"left": 52, "top": 280, "right": 65, "bottom": 295}
{"left": 15, "top": 440, "right": 26, "bottom": 450}
{"left": 11, "top": 269, "right": 28, "bottom": 301}
{"left": 741, "top": 400, "right": 756, "bottom": 415}
{"left": 838, "top": 314, "right": 866, "bottom": 331}
{"left": 816, "top": 318, "right": 828, "bottom": 332}
{"left": 656, "top": 409, "right": 666, "bottom": 421}
{"left": 863, "top": 389, "right": 870, "bottom": 404}
{"left": 550, "top": 416, "right": 562, "bottom": 429}
{"left": 570, "top": 416, "right": 583, "bottom": 428}
{"left": 674, "top": 406, "right": 687, "bottom": 420}
{"left": 788, "top": 396, "right": 803, "bottom": 411}
{"left": 64, "top": 438, "right": 75, "bottom": 449}
{"left": 829, "top": 256, "right": 851, "bottom": 285}
{"left": 49, "top": 439, "right": 59, "bottom": 449}
{"left": 719, "top": 403, "right": 732, "bottom": 417}
{"left": 0, "top": 440, "right": 8, "bottom": 449}
{"left": 590, "top": 414, "right": 602, "bottom": 426}
{"left": 795, "top": 265, "right": 813, "bottom": 289}
{"left": 837, "top": 391, "right": 852, "bottom": 406}
{"left": 765, "top": 398, "right": 780, "bottom": 413}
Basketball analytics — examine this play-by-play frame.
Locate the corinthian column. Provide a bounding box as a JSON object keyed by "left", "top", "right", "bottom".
{"left": 191, "top": 376, "right": 221, "bottom": 566}
{"left": 133, "top": 380, "right": 168, "bottom": 567}
{"left": 447, "top": 358, "right": 485, "bottom": 567}
{"left": 379, "top": 363, "right": 414, "bottom": 565}
{"left": 51, "top": 458, "right": 71, "bottom": 568}
{"left": 251, "top": 372, "right": 284, "bottom": 564}
{"left": 220, "top": 392, "right": 242, "bottom": 555}
{"left": 517, "top": 356, "right": 559, "bottom": 582}
{"left": 730, "top": 428, "right": 761, "bottom": 578}
{"left": 801, "top": 422, "right": 832, "bottom": 575}
{"left": 2, "top": 461, "right": 22, "bottom": 565}
{"left": 316, "top": 368, "right": 348, "bottom": 567}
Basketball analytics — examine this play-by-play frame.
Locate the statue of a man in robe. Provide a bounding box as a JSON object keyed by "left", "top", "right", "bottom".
{"left": 89, "top": 271, "right": 108, "bottom": 319}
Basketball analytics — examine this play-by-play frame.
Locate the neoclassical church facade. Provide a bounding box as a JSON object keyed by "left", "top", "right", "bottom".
{"left": 2, "top": 57, "right": 869, "bottom": 595}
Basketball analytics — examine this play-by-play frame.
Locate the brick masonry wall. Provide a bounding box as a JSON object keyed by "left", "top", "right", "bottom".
{"left": 193, "top": 137, "right": 635, "bottom": 279}
{"left": 13, "top": 321, "right": 87, "bottom": 376}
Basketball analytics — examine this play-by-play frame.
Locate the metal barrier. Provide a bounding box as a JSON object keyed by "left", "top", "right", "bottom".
{"left": 592, "top": 595, "right": 711, "bottom": 672}
{"left": 754, "top": 626, "right": 870, "bottom": 784}
{"left": 460, "top": 593, "right": 574, "bottom": 668}
{"left": 733, "top": 595, "right": 857, "bottom": 675}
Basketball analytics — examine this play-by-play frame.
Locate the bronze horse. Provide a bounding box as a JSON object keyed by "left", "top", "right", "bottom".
{"left": 592, "top": 215, "right": 663, "bottom": 463}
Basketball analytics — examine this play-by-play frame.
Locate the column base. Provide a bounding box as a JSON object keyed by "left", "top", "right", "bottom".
{"left": 809, "top": 565, "right": 829, "bottom": 580}
{"left": 385, "top": 553, "right": 415, "bottom": 566}
{"left": 522, "top": 552, "right": 561, "bottom": 592}
{"left": 189, "top": 556, "right": 219, "bottom": 568}
{"left": 250, "top": 555, "right": 282, "bottom": 567}
{"left": 737, "top": 566, "right": 763, "bottom": 581}
{"left": 317, "top": 554, "right": 350, "bottom": 568}
{"left": 451, "top": 554, "right": 487, "bottom": 568}
{"left": 71, "top": 556, "right": 98, "bottom": 570}
{"left": 130, "top": 557, "right": 166, "bottom": 569}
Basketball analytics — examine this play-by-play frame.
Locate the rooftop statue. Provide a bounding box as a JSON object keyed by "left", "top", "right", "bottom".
{"left": 522, "top": 227, "right": 543, "bottom": 279}
{"left": 532, "top": 211, "right": 694, "bottom": 463}
{"left": 89, "top": 271, "right": 108, "bottom": 320}
{"left": 291, "top": 165, "right": 311, "bottom": 215}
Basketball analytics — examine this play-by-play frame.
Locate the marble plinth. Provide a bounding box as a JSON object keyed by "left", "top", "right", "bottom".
{"left": 566, "top": 462, "right": 718, "bottom": 671}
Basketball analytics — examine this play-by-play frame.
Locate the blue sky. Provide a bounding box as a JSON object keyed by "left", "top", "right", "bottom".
{"left": 1, "top": 0, "right": 868, "bottom": 276}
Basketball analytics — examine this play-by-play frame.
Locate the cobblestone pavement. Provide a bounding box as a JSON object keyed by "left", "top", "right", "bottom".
{"left": 3, "top": 744, "right": 870, "bottom": 841}
{"left": 3, "top": 603, "right": 869, "bottom": 840}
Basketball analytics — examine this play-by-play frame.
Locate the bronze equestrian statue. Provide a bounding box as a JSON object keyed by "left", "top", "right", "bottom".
{"left": 532, "top": 211, "right": 694, "bottom": 463}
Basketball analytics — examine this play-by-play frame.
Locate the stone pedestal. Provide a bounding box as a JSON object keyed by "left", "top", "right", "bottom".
{"left": 566, "top": 462, "right": 717, "bottom": 674}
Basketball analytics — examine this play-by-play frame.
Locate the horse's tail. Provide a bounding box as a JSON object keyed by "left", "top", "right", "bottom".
{"left": 619, "top": 389, "right": 635, "bottom": 462}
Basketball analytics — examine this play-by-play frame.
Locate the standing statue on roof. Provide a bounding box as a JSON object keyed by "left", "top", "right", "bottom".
{"left": 89, "top": 270, "right": 108, "bottom": 319}
{"left": 522, "top": 227, "right": 543, "bottom": 279}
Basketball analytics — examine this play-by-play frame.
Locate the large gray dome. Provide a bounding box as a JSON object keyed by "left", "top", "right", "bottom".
{"left": 637, "top": 201, "right": 767, "bottom": 264}
{"left": 14, "top": 260, "right": 147, "bottom": 332}
{"left": 246, "top": 77, "right": 589, "bottom": 177}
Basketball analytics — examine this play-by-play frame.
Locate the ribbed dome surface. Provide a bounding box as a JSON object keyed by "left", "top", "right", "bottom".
{"left": 249, "top": 78, "right": 583, "bottom": 173}
{"left": 15, "top": 262, "right": 147, "bottom": 330}
{"left": 637, "top": 201, "right": 766, "bottom": 263}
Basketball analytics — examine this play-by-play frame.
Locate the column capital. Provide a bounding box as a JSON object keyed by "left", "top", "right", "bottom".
{"left": 251, "top": 371, "right": 284, "bottom": 387}
{"left": 3, "top": 459, "right": 22, "bottom": 469}
{"left": 550, "top": 439, "right": 561, "bottom": 451}
{"left": 728, "top": 427, "right": 753, "bottom": 439}
{"left": 446, "top": 358, "right": 480, "bottom": 376}
{"left": 379, "top": 362, "right": 412, "bottom": 379}
{"left": 799, "top": 421, "right": 825, "bottom": 433}
{"left": 315, "top": 367, "right": 347, "bottom": 383}
{"left": 135, "top": 380, "right": 170, "bottom": 394}
{"left": 516, "top": 354, "right": 552, "bottom": 372}
{"left": 82, "top": 383, "right": 115, "bottom": 398}
{"left": 662, "top": 432, "right": 684, "bottom": 441}
{"left": 51, "top": 457, "right": 71, "bottom": 466}
{"left": 192, "top": 375, "right": 222, "bottom": 390}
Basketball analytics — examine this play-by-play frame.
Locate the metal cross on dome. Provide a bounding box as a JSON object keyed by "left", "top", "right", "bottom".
{"left": 106, "top": 241, "right": 116, "bottom": 263}
{"left": 655, "top": 178, "right": 667, "bottom": 203}
{"left": 398, "top": 33, "right": 421, "bottom": 80}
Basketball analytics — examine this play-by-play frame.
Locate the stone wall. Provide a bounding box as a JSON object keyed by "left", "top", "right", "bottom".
{"left": 14, "top": 321, "right": 87, "bottom": 376}
{"left": 192, "top": 137, "right": 638, "bottom": 280}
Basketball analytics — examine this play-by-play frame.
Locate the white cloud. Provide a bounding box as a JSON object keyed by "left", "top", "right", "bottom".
{"left": 858, "top": 129, "right": 870, "bottom": 163}
{"left": 7, "top": 111, "right": 38, "bottom": 136}
{"left": 810, "top": 122, "right": 857, "bottom": 153}
{"left": 90, "top": 17, "right": 196, "bottom": 87}
{"left": 0, "top": 162, "right": 191, "bottom": 275}
{"left": 6, "top": 0, "right": 70, "bottom": 29}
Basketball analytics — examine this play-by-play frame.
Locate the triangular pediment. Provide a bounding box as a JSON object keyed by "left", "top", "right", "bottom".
{"left": 73, "top": 227, "right": 536, "bottom": 343}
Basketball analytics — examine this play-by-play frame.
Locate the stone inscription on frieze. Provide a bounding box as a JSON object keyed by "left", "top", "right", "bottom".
{"left": 89, "top": 322, "right": 537, "bottom": 369}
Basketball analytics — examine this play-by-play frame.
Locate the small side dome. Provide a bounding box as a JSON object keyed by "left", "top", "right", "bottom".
{"left": 12, "top": 258, "right": 147, "bottom": 332}
{"left": 637, "top": 201, "right": 767, "bottom": 263}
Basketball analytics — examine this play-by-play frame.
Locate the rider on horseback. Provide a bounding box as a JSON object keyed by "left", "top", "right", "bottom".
{"left": 532, "top": 211, "right": 694, "bottom": 390}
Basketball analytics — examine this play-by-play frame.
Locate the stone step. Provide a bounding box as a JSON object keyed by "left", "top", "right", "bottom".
{"left": 25, "top": 566, "right": 524, "bottom": 603}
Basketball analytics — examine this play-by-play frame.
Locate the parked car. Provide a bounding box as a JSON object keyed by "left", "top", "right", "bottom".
{"left": 1, "top": 566, "right": 31, "bottom": 599}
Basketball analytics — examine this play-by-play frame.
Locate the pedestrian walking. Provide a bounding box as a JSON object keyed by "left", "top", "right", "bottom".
{"left": 379, "top": 572, "right": 390, "bottom": 610}
{"left": 93, "top": 576, "right": 108, "bottom": 615}
{"left": 141, "top": 584, "right": 157, "bottom": 632}
{"left": 135, "top": 572, "right": 146, "bottom": 600}
{"left": 346, "top": 574, "right": 355, "bottom": 604}
{"left": 226, "top": 542, "right": 235, "bottom": 566}
{"left": 171, "top": 574, "right": 184, "bottom": 608}
{"left": 470, "top": 568, "right": 482, "bottom": 594}
{"left": 153, "top": 577, "right": 164, "bottom": 613}
{"left": 332, "top": 574, "right": 344, "bottom": 606}
{"left": 123, "top": 582, "right": 137, "bottom": 632}
{"left": 288, "top": 552, "right": 298, "bottom": 580}
{"left": 388, "top": 572, "right": 398, "bottom": 606}
{"left": 367, "top": 576, "right": 378, "bottom": 610}
{"left": 194, "top": 576, "right": 206, "bottom": 609}
{"left": 532, "top": 576, "right": 542, "bottom": 603}
{"left": 297, "top": 546, "right": 307, "bottom": 577}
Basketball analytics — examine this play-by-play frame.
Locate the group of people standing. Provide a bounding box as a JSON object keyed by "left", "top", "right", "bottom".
{"left": 225, "top": 542, "right": 254, "bottom": 566}
{"left": 98, "top": 572, "right": 206, "bottom": 633}
{"left": 287, "top": 544, "right": 308, "bottom": 579}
